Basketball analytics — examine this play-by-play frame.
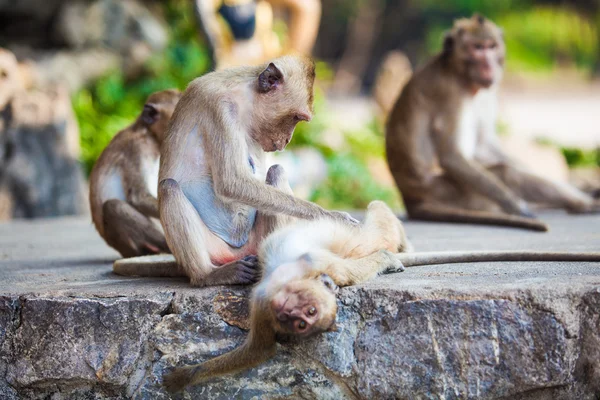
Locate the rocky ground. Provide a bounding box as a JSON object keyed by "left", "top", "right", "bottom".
{"left": 0, "top": 213, "right": 599, "bottom": 399}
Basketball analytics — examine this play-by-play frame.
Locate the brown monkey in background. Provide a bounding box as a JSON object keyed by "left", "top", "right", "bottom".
{"left": 153, "top": 55, "right": 356, "bottom": 287}
{"left": 386, "top": 14, "right": 600, "bottom": 232}
{"left": 89, "top": 89, "right": 181, "bottom": 257}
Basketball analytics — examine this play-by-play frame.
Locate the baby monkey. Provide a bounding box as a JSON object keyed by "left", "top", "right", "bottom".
{"left": 89, "top": 89, "right": 181, "bottom": 257}
{"left": 163, "top": 174, "right": 411, "bottom": 391}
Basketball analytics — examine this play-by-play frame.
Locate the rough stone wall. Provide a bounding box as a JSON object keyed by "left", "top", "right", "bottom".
{"left": 1, "top": 286, "right": 599, "bottom": 399}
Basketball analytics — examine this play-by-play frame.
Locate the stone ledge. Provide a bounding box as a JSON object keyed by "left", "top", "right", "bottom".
{"left": 0, "top": 212, "right": 599, "bottom": 399}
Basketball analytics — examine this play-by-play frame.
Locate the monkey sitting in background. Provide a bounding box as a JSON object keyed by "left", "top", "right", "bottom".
{"left": 386, "top": 14, "right": 600, "bottom": 232}
{"left": 89, "top": 89, "right": 181, "bottom": 257}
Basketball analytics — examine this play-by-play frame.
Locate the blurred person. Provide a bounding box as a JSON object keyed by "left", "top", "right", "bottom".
{"left": 195, "top": 0, "right": 321, "bottom": 69}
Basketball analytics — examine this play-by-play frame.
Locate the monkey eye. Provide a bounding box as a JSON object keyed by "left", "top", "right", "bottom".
{"left": 489, "top": 42, "right": 497, "bottom": 49}
{"left": 0, "top": 70, "right": 7, "bottom": 78}
{"left": 307, "top": 307, "right": 316, "bottom": 316}
{"left": 297, "top": 320, "right": 307, "bottom": 330}
{"left": 474, "top": 43, "right": 484, "bottom": 50}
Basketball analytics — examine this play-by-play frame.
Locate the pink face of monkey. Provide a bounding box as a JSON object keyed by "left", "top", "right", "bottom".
{"left": 269, "top": 273, "right": 338, "bottom": 337}
{"left": 462, "top": 35, "right": 504, "bottom": 88}
{"left": 448, "top": 14, "right": 505, "bottom": 89}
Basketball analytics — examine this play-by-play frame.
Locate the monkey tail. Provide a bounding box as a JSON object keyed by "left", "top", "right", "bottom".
{"left": 409, "top": 203, "right": 549, "bottom": 232}
{"left": 397, "top": 250, "right": 600, "bottom": 267}
{"left": 113, "top": 254, "right": 184, "bottom": 277}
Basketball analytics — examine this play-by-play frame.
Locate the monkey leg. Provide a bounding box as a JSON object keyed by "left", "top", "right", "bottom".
{"left": 408, "top": 202, "right": 548, "bottom": 232}
{"left": 254, "top": 164, "right": 296, "bottom": 238}
{"left": 360, "top": 200, "right": 413, "bottom": 253}
{"left": 159, "top": 178, "right": 259, "bottom": 286}
{"left": 313, "top": 249, "right": 404, "bottom": 286}
{"left": 488, "top": 164, "right": 598, "bottom": 213}
{"left": 102, "top": 199, "right": 169, "bottom": 258}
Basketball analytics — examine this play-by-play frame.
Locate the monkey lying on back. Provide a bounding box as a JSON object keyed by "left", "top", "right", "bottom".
{"left": 90, "top": 89, "right": 181, "bottom": 257}
{"left": 386, "top": 14, "right": 600, "bottom": 232}
{"left": 114, "top": 166, "right": 600, "bottom": 392}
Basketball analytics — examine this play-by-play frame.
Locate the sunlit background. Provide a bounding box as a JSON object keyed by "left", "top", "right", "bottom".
{"left": 1, "top": 0, "right": 598, "bottom": 216}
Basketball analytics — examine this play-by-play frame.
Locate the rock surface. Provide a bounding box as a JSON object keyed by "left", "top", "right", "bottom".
{"left": 0, "top": 213, "right": 599, "bottom": 399}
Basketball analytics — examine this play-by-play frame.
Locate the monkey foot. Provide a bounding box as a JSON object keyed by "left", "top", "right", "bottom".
{"left": 208, "top": 255, "right": 260, "bottom": 285}
{"left": 379, "top": 250, "right": 406, "bottom": 274}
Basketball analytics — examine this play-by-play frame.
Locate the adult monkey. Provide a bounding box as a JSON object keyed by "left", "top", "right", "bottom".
{"left": 155, "top": 55, "right": 355, "bottom": 287}
{"left": 386, "top": 14, "right": 600, "bottom": 232}
{"left": 89, "top": 89, "right": 181, "bottom": 257}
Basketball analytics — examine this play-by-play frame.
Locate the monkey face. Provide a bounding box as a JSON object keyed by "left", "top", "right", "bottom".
{"left": 445, "top": 14, "right": 505, "bottom": 89}
{"left": 141, "top": 89, "right": 182, "bottom": 141}
{"left": 252, "top": 55, "right": 315, "bottom": 152}
{"left": 270, "top": 275, "right": 338, "bottom": 337}
{"left": 462, "top": 37, "right": 504, "bottom": 88}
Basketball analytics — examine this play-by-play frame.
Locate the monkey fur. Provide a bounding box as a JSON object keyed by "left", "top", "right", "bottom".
{"left": 89, "top": 89, "right": 181, "bottom": 257}
{"left": 155, "top": 55, "right": 356, "bottom": 287}
{"left": 385, "top": 14, "right": 600, "bottom": 232}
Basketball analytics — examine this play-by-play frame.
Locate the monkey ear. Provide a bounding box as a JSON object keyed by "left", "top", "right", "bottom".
{"left": 141, "top": 104, "right": 159, "bottom": 125}
{"left": 320, "top": 273, "right": 339, "bottom": 294}
{"left": 473, "top": 13, "right": 485, "bottom": 25}
{"left": 258, "top": 63, "right": 284, "bottom": 93}
{"left": 443, "top": 32, "right": 454, "bottom": 53}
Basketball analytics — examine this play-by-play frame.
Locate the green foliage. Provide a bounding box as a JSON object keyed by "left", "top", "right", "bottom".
{"left": 291, "top": 83, "right": 401, "bottom": 210}
{"left": 561, "top": 147, "right": 600, "bottom": 168}
{"left": 74, "top": 0, "right": 209, "bottom": 174}
{"left": 311, "top": 152, "right": 401, "bottom": 210}
{"left": 499, "top": 7, "right": 598, "bottom": 73}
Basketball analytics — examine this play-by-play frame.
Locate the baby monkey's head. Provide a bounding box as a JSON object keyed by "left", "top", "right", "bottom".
{"left": 269, "top": 255, "right": 339, "bottom": 337}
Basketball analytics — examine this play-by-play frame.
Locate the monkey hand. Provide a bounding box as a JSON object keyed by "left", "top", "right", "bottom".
{"left": 378, "top": 249, "right": 406, "bottom": 274}
{"left": 328, "top": 210, "right": 359, "bottom": 225}
{"left": 566, "top": 199, "right": 600, "bottom": 214}
{"left": 163, "top": 366, "right": 196, "bottom": 393}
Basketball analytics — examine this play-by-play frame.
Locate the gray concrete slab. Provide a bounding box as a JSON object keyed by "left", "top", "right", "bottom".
{"left": 0, "top": 212, "right": 598, "bottom": 297}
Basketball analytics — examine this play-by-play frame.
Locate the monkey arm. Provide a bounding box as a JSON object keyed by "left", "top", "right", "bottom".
{"left": 432, "top": 122, "right": 526, "bottom": 215}
{"left": 124, "top": 174, "right": 160, "bottom": 219}
{"left": 204, "top": 117, "right": 332, "bottom": 221}
{"left": 313, "top": 249, "right": 402, "bottom": 286}
{"left": 128, "top": 192, "right": 159, "bottom": 219}
{"left": 194, "top": 0, "right": 228, "bottom": 64}
{"left": 163, "top": 302, "right": 277, "bottom": 392}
